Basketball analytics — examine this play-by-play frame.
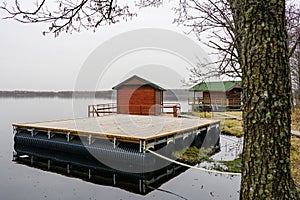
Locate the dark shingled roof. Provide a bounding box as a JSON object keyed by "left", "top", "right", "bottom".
{"left": 112, "top": 75, "right": 166, "bottom": 91}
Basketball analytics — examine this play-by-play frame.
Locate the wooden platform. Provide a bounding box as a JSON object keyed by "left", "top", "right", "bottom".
{"left": 13, "top": 114, "right": 219, "bottom": 143}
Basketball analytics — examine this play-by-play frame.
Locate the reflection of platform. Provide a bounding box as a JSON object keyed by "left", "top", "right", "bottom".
{"left": 13, "top": 145, "right": 188, "bottom": 195}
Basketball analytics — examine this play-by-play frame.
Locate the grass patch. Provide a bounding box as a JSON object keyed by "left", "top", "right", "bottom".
{"left": 226, "top": 111, "right": 242, "bottom": 117}
{"left": 222, "top": 119, "right": 243, "bottom": 137}
{"left": 172, "top": 147, "right": 213, "bottom": 165}
{"left": 191, "top": 112, "right": 213, "bottom": 118}
{"left": 220, "top": 157, "right": 242, "bottom": 173}
{"left": 292, "top": 107, "right": 300, "bottom": 131}
{"left": 291, "top": 137, "right": 300, "bottom": 193}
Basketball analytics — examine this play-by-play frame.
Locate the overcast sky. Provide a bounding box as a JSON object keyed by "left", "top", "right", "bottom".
{"left": 0, "top": 1, "right": 213, "bottom": 91}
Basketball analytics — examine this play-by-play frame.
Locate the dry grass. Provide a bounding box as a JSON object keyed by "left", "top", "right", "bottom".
{"left": 226, "top": 111, "right": 242, "bottom": 117}
{"left": 291, "top": 137, "right": 300, "bottom": 193}
{"left": 172, "top": 147, "right": 213, "bottom": 165}
{"left": 221, "top": 119, "right": 243, "bottom": 137}
{"left": 292, "top": 107, "right": 300, "bottom": 131}
{"left": 191, "top": 112, "right": 213, "bottom": 118}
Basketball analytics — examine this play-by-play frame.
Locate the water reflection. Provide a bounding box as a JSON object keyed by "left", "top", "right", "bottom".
{"left": 13, "top": 144, "right": 188, "bottom": 195}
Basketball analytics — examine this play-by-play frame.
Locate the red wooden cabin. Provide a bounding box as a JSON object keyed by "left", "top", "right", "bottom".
{"left": 112, "top": 75, "right": 165, "bottom": 115}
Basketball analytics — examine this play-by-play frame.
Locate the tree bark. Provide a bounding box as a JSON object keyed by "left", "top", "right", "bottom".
{"left": 240, "top": 0, "right": 299, "bottom": 199}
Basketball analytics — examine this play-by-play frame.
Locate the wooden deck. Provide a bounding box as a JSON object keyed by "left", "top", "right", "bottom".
{"left": 13, "top": 114, "right": 219, "bottom": 143}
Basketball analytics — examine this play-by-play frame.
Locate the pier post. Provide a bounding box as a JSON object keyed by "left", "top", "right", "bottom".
{"left": 113, "top": 137, "right": 117, "bottom": 149}
{"left": 88, "top": 135, "right": 92, "bottom": 145}
{"left": 30, "top": 129, "right": 36, "bottom": 137}
{"left": 47, "top": 130, "right": 54, "bottom": 139}
{"left": 12, "top": 126, "right": 17, "bottom": 135}
{"left": 66, "top": 132, "right": 70, "bottom": 142}
{"left": 139, "top": 140, "right": 146, "bottom": 153}
{"left": 143, "top": 141, "right": 146, "bottom": 153}
{"left": 139, "top": 140, "right": 142, "bottom": 153}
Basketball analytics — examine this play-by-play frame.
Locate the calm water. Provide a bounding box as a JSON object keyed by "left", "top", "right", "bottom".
{"left": 0, "top": 98, "right": 240, "bottom": 200}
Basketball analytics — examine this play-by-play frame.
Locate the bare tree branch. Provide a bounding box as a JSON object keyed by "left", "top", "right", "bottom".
{"left": 1, "top": 0, "right": 299, "bottom": 89}
{"left": 0, "top": 0, "right": 136, "bottom": 36}
{"left": 172, "top": 0, "right": 299, "bottom": 89}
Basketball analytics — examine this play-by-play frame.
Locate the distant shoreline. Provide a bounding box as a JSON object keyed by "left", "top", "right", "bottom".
{"left": 0, "top": 89, "right": 190, "bottom": 101}
{"left": 0, "top": 90, "right": 114, "bottom": 99}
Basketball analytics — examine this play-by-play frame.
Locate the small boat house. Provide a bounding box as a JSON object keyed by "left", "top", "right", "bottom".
{"left": 112, "top": 75, "right": 165, "bottom": 115}
{"left": 189, "top": 81, "right": 242, "bottom": 111}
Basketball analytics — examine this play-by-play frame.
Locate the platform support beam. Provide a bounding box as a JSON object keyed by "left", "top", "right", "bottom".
{"left": 29, "top": 129, "right": 37, "bottom": 137}
{"left": 66, "top": 132, "right": 70, "bottom": 142}
{"left": 13, "top": 126, "right": 17, "bottom": 135}
{"left": 47, "top": 130, "right": 55, "bottom": 139}
{"left": 47, "top": 130, "right": 51, "bottom": 139}
{"left": 139, "top": 140, "right": 146, "bottom": 153}
{"left": 143, "top": 140, "right": 146, "bottom": 153}
{"left": 88, "top": 135, "right": 91, "bottom": 145}
{"left": 113, "top": 137, "right": 117, "bottom": 149}
{"left": 139, "top": 140, "right": 142, "bottom": 153}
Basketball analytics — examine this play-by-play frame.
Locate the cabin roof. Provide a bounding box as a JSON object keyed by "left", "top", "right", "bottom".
{"left": 190, "top": 81, "right": 241, "bottom": 91}
{"left": 112, "top": 75, "right": 166, "bottom": 91}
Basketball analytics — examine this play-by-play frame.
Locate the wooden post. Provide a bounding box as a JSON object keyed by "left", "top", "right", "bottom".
{"left": 173, "top": 106, "right": 177, "bottom": 117}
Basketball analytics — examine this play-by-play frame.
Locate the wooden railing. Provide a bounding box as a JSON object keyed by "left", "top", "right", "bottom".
{"left": 88, "top": 103, "right": 117, "bottom": 117}
{"left": 188, "top": 97, "right": 203, "bottom": 105}
{"left": 88, "top": 103, "right": 181, "bottom": 117}
{"left": 188, "top": 97, "right": 241, "bottom": 107}
{"left": 162, "top": 103, "right": 181, "bottom": 117}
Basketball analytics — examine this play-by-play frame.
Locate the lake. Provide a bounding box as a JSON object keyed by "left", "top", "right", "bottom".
{"left": 0, "top": 97, "right": 240, "bottom": 200}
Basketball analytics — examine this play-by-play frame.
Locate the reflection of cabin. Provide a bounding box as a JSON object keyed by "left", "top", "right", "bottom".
{"left": 189, "top": 81, "right": 242, "bottom": 111}
{"left": 112, "top": 75, "right": 165, "bottom": 115}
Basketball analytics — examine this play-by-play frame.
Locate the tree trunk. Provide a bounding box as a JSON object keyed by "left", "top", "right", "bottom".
{"left": 240, "top": 0, "right": 299, "bottom": 199}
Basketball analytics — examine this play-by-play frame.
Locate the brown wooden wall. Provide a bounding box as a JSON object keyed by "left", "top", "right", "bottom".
{"left": 226, "top": 88, "right": 242, "bottom": 106}
{"left": 117, "top": 85, "right": 162, "bottom": 115}
{"left": 203, "top": 92, "right": 226, "bottom": 104}
{"left": 203, "top": 89, "right": 241, "bottom": 106}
